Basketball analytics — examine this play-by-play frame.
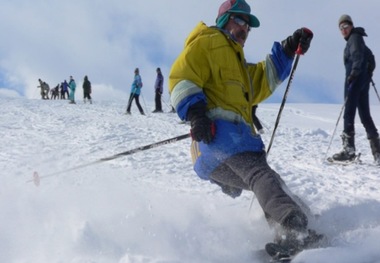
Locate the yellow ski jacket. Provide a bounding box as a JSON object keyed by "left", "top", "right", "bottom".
{"left": 169, "top": 22, "right": 292, "bottom": 128}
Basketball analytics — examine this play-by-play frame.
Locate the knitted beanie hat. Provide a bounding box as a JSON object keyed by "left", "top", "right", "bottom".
{"left": 338, "top": 14, "right": 353, "bottom": 26}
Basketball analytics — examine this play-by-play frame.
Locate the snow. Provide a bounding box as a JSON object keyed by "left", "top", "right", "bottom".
{"left": 1, "top": 96, "right": 380, "bottom": 263}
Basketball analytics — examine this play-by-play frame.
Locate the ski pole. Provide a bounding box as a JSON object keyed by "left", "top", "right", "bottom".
{"left": 371, "top": 79, "right": 380, "bottom": 103}
{"left": 140, "top": 92, "right": 148, "bottom": 114}
{"left": 250, "top": 29, "right": 313, "bottom": 213}
{"left": 28, "top": 133, "right": 191, "bottom": 186}
{"left": 266, "top": 53, "right": 299, "bottom": 155}
{"left": 266, "top": 30, "right": 313, "bottom": 155}
{"left": 323, "top": 96, "right": 348, "bottom": 161}
{"left": 125, "top": 90, "right": 136, "bottom": 113}
{"left": 161, "top": 97, "right": 172, "bottom": 111}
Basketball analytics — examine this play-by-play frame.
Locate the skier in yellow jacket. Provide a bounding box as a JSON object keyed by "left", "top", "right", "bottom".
{"left": 169, "top": 0, "right": 319, "bottom": 252}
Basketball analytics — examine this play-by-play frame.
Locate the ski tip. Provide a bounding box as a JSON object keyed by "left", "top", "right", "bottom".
{"left": 33, "top": 171, "right": 40, "bottom": 187}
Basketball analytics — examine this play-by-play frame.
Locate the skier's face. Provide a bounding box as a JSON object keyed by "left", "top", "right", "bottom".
{"left": 225, "top": 14, "right": 250, "bottom": 47}
{"left": 339, "top": 23, "right": 353, "bottom": 38}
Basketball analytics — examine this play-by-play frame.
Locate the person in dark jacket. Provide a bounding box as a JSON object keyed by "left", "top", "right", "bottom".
{"left": 152, "top": 68, "right": 164, "bottom": 113}
{"left": 332, "top": 14, "right": 380, "bottom": 165}
{"left": 83, "top": 75, "right": 92, "bottom": 104}
{"left": 50, "top": 84, "right": 60, "bottom": 100}
{"left": 37, "top": 79, "right": 50, "bottom": 100}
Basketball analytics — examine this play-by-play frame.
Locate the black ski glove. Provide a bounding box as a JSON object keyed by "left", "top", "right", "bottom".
{"left": 282, "top": 28, "right": 314, "bottom": 58}
{"left": 347, "top": 70, "right": 359, "bottom": 85}
{"left": 347, "top": 74, "right": 355, "bottom": 84}
{"left": 187, "top": 101, "right": 215, "bottom": 144}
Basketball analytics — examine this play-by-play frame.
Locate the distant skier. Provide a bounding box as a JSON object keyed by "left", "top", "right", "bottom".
{"left": 50, "top": 84, "right": 60, "bottom": 100}
{"left": 83, "top": 75, "right": 92, "bottom": 104}
{"left": 126, "top": 68, "right": 145, "bottom": 115}
{"left": 152, "top": 67, "right": 164, "bottom": 113}
{"left": 37, "top": 79, "right": 50, "bottom": 100}
{"left": 68, "top": 76, "right": 76, "bottom": 104}
{"left": 61, "top": 80, "right": 69, "bottom": 99}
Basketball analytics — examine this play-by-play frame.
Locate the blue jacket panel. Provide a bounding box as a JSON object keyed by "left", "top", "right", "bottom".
{"left": 131, "top": 74, "right": 142, "bottom": 95}
{"left": 69, "top": 80, "right": 76, "bottom": 91}
{"left": 192, "top": 119, "right": 265, "bottom": 180}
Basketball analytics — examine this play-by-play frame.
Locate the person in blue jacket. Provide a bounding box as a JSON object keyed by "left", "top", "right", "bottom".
{"left": 332, "top": 14, "right": 380, "bottom": 165}
{"left": 61, "top": 80, "right": 69, "bottom": 99}
{"left": 68, "top": 76, "right": 76, "bottom": 104}
{"left": 126, "top": 68, "right": 145, "bottom": 115}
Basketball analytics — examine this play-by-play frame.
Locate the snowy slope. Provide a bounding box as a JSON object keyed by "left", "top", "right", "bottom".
{"left": 1, "top": 97, "right": 380, "bottom": 263}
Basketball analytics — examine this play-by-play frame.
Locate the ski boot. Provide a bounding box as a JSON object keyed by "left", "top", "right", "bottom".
{"left": 332, "top": 132, "right": 356, "bottom": 161}
{"left": 267, "top": 211, "right": 325, "bottom": 260}
{"left": 369, "top": 136, "right": 380, "bottom": 166}
{"left": 268, "top": 228, "right": 326, "bottom": 261}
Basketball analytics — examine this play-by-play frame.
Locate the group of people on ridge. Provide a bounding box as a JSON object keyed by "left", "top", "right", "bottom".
{"left": 168, "top": 0, "right": 380, "bottom": 257}
{"left": 37, "top": 75, "right": 92, "bottom": 104}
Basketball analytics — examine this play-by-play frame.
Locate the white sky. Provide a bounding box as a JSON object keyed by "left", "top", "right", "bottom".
{"left": 1, "top": 0, "right": 380, "bottom": 103}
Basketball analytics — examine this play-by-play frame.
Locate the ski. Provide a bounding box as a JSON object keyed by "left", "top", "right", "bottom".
{"left": 326, "top": 153, "right": 362, "bottom": 165}
{"left": 178, "top": 120, "right": 190, "bottom": 125}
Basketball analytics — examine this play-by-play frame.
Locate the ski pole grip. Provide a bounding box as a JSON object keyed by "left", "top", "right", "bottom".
{"left": 296, "top": 27, "right": 313, "bottom": 55}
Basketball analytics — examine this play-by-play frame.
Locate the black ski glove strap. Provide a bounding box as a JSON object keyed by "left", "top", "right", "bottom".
{"left": 187, "top": 102, "right": 215, "bottom": 144}
{"left": 282, "top": 27, "right": 314, "bottom": 58}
